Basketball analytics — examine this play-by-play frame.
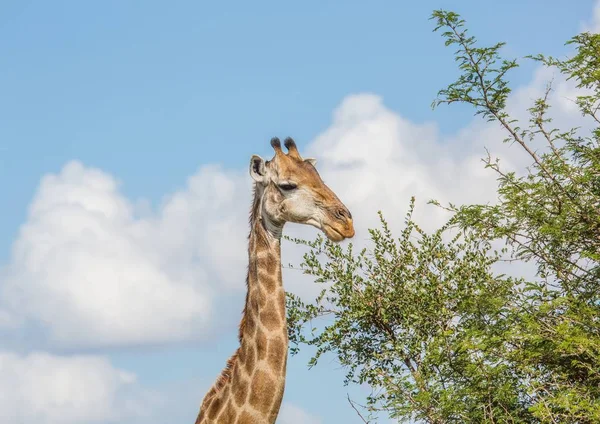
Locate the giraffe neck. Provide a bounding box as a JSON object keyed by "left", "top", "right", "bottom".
{"left": 196, "top": 186, "right": 288, "bottom": 424}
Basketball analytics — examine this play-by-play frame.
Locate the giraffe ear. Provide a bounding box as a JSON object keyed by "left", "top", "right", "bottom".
{"left": 249, "top": 155, "right": 267, "bottom": 183}
{"left": 304, "top": 157, "right": 317, "bottom": 167}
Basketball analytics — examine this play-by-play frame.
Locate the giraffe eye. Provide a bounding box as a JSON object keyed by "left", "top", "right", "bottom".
{"left": 278, "top": 183, "right": 297, "bottom": 191}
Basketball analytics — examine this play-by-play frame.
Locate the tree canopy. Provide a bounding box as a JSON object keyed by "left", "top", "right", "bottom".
{"left": 286, "top": 10, "right": 600, "bottom": 424}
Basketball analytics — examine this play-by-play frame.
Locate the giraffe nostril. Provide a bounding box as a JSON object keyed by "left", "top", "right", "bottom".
{"left": 336, "top": 208, "right": 352, "bottom": 221}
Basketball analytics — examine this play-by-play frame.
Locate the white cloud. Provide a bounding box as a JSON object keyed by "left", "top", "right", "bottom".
{"left": 306, "top": 93, "right": 493, "bottom": 235}
{"left": 0, "top": 351, "right": 154, "bottom": 424}
{"left": 128, "top": 376, "right": 210, "bottom": 424}
{"left": 0, "top": 162, "right": 251, "bottom": 348}
{"left": 582, "top": 0, "right": 600, "bottom": 33}
{"left": 277, "top": 402, "right": 322, "bottom": 424}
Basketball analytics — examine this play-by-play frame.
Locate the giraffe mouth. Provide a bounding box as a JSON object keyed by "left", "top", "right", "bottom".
{"left": 322, "top": 224, "right": 346, "bottom": 242}
{"left": 304, "top": 218, "right": 353, "bottom": 242}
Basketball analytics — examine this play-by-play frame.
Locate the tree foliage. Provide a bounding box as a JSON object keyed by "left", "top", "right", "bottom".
{"left": 286, "top": 10, "right": 600, "bottom": 423}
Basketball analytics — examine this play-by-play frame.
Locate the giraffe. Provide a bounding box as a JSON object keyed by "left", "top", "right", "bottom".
{"left": 195, "top": 137, "right": 355, "bottom": 424}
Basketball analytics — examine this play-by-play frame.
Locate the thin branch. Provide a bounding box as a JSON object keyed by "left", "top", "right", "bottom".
{"left": 347, "top": 394, "right": 370, "bottom": 424}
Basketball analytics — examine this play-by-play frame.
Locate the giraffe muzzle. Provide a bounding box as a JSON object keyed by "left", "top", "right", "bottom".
{"left": 323, "top": 206, "right": 355, "bottom": 241}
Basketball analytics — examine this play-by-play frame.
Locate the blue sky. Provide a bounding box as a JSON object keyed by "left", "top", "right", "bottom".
{"left": 1, "top": 0, "right": 593, "bottom": 259}
{"left": 0, "top": 1, "right": 597, "bottom": 423}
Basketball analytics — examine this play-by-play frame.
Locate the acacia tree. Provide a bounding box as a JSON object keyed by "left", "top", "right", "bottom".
{"left": 286, "top": 10, "right": 600, "bottom": 423}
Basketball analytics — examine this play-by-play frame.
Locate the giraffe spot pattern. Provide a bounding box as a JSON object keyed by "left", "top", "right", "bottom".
{"left": 207, "top": 393, "right": 225, "bottom": 420}
{"left": 267, "top": 336, "right": 287, "bottom": 375}
{"left": 237, "top": 411, "right": 256, "bottom": 424}
{"left": 248, "top": 370, "right": 277, "bottom": 414}
{"left": 260, "top": 302, "right": 281, "bottom": 331}
{"left": 256, "top": 329, "right": 268, "bottom": 360}
{"left": 260, "top": 273, "right": 278, "bottom": 293}
{"left": 257, "top": 287, "right": 268, "bottom": 307}
{"left": 233, "top": 366, "right": 249, "bottom": 407}
{"left": 243, "top": 343, "right": 256, "bottom": 374}
{"left": 258, "top": 256, "right": 277, "bottom": 275}
{"left": 216, "top": 400, "right": 237, "bottom": 423}
{"left": 244, "top": 310, "right": 257, "bottom": 336}
{"left": 254, "top": 232, "right": 271, "bottom": 252}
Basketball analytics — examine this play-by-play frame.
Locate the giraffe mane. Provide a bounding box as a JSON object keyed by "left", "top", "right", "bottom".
{"left": 208, "top": 351, "right": 239, "bottom": 396}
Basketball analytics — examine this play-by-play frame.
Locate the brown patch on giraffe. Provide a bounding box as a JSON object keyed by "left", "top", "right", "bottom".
{"left": 248, "top": 254, "right": 257, "bottom": 275}
{"left": 249, "top": 370, "right": 277, "bottom": 414}
{"left": 233, "top": 371, "right": 249, "bottom": 407}
{"left": 233, "top": 361, "right": 244, "bottom": 380}
{"left": 243, "top": 343, "right": 256, "bottom": 375}
{"left": 258, "top": 256, "right": 277, "bottom": 275}
{"left": 254, "top": 229, "right": 271, "bottom": 252}
{"left": 237, "top": 342, "right": 247, "bottom": 365}
{"left": 267, "top": 336, "right": 287, "bottom": 375}
{"left": 260, "top": 272, "right": 278, "bottom": 293}
{"left": 216, "top": 400, "right": 237, "bottom": 423}
{"left": 244, "top": 308, "right": 257, "bottom": 336}
{"left": 256, "top": 328, "right": 268, "bottom": 360}
{"left": 245, "top": 285, "right": 258, "bottom": 311}
{"left": 260, "top": 302, "right": 282, "bottom": 331}
{"left": 256, "top": 286, "right": 268, "bottom": 308}
{"left": 237, "top": 411, "right": 256, "bottom": 424}
{"left": 207, "top": 392, "right": 225, "bottom": 420}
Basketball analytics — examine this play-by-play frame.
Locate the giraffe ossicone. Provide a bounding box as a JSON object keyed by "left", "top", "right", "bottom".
{"left": 195, "top": 137, "right": 354, "bottom": 424}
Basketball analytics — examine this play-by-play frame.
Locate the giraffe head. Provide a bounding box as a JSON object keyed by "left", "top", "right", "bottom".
{"left": 249, "top": 137, "right": 354, "bottom": 242}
